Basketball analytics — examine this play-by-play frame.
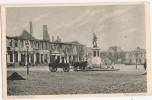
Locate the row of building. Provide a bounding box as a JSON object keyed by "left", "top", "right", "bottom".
{"left": 6, "top": 22, "right": 146, "bottom": 67}
{"left": 7, "top": 22, "right": 86, "bottom": 66}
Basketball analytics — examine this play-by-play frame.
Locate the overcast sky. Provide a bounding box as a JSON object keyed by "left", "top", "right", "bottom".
{"left": 6, "top": 4, "right": 146, "bottom": 51}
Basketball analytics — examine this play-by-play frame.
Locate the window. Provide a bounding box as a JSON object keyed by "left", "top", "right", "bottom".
{"left": 36, "top": 42, "right": 38, "bottom": 49}
{"left": 38, "top": 42, "right": 40, "bottom": 49}
{"left": 21, "top": 40, "right": 24, "bottom": 47}
{"left": 41, "top": 42, "right": 42, "bottom": 49}
{"left": 62, "top": 57, "right": 64, "bottom": 63}
{"left": 44, "top": 54, "right": 47, "bottom": 63}
{"left": 43, "top": 42, "right": 45, "bottom": 49}
{"left": 10, "top": 53, "right": 13, "bottom": 62}
{"left": 30, "top": 41, "right": 33, "bottom": 48}
{"left": 46, "top": 42, "right": 48, "bottom": 49}
{"left": 40, "top": 42, "right": 42, "bottom": 49}
{"left": 21, "top": 54, "right": 25, "bottom": 63}
{"left": 31, "top": 54, "right": 34, "bottom": 63}
{"left": 34, "top": 41, "right": 36, "bottom": 48}
{"left": 15, "top": 52, "right": 18, "bottom": 62}
{"left": 41, "top": 54, "right": 43, "bottom": 63}
{"left": 93, "top": 51, "right": 96, "bottom": 57}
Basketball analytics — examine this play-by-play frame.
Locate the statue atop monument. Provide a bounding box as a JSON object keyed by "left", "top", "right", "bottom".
{"left": 92, "top": 32, "right": 98, "bottom": 48}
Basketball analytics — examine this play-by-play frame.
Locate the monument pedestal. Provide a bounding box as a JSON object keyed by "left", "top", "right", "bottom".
{"left": 91, "top": 47, "right": 103, "bottom": 68}
{"left": 86, "top": 48, "right": 103, "bottom": 68}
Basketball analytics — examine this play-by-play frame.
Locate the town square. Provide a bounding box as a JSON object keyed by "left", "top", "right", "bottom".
{"left": 5, "top": 4, "right": 147, "bottom": 95}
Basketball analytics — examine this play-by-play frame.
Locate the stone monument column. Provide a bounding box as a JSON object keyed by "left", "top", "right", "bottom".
{"left": 91, "top": 32, "right": 102, "bottom": 68}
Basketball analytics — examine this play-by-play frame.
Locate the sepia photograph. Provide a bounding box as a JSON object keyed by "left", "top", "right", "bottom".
{"left": 1, "top": 2, "right": 151, "bottom": 98}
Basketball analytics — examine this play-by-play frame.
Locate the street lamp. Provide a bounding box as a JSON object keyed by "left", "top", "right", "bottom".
{"left": 12, "top": 39, "right": 15, "bottom": 66}
{"left": 25, "top": 40, "right": 30, "bottom": 75}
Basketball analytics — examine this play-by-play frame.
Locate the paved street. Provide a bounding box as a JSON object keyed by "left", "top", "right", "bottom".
{"left": 7, "top": 64, "right": 146, "bottom": 95}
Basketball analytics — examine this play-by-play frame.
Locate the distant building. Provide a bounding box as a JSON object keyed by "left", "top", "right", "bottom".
{"left": 6, "top": 22, "right": 86, "bottom": 66}
{"left": 100, "top": 46, "right": 125, "bottom": 64}
{"left": 100, "top": 46, "right": 146, "bottom": 65}
{"left": 124, "top": 47, "right": 146, "bottom": 64}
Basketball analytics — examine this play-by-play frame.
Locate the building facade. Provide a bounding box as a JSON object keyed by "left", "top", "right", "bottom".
{"left": 124, "top": 47, "right": 146, "bottom": 65}
{"left": 7, "top": 36, "right": 86, "bottom": 67}
{"left": 100, "top": 46, "right": 146, "bottom": 65}
{"left": 6, "top": 22, "right": 86, "bottom": 67}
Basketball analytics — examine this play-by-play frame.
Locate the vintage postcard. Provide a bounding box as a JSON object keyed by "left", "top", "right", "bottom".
{"left": 1, "top": 2, "right": 152, "bottom": 99}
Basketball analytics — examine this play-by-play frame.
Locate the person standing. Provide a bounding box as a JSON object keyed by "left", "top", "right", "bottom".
{"left": 144, "top": 61, "right": 147, "bottom": 70}
{"left": 143, "top": 60, "right": 147, "bottom": 75}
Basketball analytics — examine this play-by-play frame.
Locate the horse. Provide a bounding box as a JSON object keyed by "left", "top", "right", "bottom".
{"left": 72, "top": 61, "right": 88, "bottom": 71}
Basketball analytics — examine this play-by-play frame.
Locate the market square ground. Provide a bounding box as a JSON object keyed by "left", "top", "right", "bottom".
{"left": 7, "top": 65, "right": 147, "bottom": 95}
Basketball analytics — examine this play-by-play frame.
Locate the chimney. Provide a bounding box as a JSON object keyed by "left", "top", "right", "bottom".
{"left": 43, "top": 25, "right": 50, "bottom": 41}
{"left": 57, "top": 36, "right": 60, "bottom": 42}
{"left": 52, "top": 36, "right": 54, "bottom": 42}
{"left": 29, "top": 21, "right": 33, "bottom": 35}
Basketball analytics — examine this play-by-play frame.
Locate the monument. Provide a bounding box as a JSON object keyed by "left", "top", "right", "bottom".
{"left": 87, "top": 32, "right": 103, "bottom": 68}
{"left": 91, "top": 32, "right": 102, "bottom": 68}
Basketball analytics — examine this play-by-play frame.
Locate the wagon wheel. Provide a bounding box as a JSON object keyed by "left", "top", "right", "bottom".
{"left": 52, "top": 67, "right": 57, "bottom": 72}
{"left": 63, "top": 67, "right": 70, "bottom": 72}
{"left": 74, "top": 66, "right": 78, "bottom": 72}
{"left": 82, "top": 66, "right": 85, "bottom": 72}
{"left": 49, "top": 67, "right": 57, "bottom": 72}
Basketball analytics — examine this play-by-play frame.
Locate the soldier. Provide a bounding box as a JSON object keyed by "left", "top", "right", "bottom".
{"left": 92, "top": 32, "right": 97, "bottom": 48}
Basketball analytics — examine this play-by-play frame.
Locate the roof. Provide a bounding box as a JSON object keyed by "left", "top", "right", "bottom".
{"left": 63, "top": 41, "right": 84, "bottom": 46}
{"left": 7, "top": 30, "right": 35, "bottom": 40}
{"left": 7, "top": 31, "right": 85, "bottom": 46}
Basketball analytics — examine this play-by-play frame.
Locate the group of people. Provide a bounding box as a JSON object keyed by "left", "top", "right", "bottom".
{"left": 105, "top": 62, "right": 115, "bottom": 69}
{"left": 105, "top": 60, "right": 147, "bottom": 73}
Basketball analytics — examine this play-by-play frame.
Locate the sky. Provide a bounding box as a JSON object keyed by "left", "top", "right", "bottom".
{"left": 6, "top": 4, "right": 146, "bottom": 51}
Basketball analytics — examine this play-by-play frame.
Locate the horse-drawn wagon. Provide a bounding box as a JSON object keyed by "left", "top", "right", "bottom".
{"left": 49, "top": 62, "right": 70, "bottom": 72}
{"left": 48, "top": 61, "right": 88, "bottom": 72}
{"left": 72, "top": 61, "right": 88, "bottom": 71}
